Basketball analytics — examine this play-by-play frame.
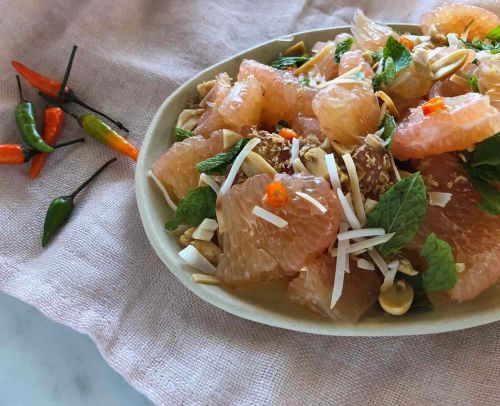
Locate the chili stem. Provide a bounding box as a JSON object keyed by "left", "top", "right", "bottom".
{"left": 69, "top": 157, "right": 117, "bottom": 199}
{"left": 52, "top": 137, "right": 85, "bottom": 149}
{"left": 72, "top": 96, "right": 129, "bottom": 133}
{"left": 56, "top": 45, "right": 78, "bottom": 105}
{"left": 57, "top": 104, "right": 80, "bottom": 121}
{"left": 16, "top": 75, "right": 25, "bottom": 102}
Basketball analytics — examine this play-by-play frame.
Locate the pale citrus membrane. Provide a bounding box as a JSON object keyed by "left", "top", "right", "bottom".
{"left": 151, "top": 5, "right": 500, "bottom": 322}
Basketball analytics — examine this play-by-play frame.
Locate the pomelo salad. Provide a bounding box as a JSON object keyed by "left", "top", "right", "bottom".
{"left": 150, "top": 5, "right": 500, "bottom": 322}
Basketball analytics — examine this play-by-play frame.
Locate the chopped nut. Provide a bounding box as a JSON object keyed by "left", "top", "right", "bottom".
{"left": 192, "top": 274, "right": 221, "bottom": 285}
{"left": 197, "top": 80, "right": 216, "bottom": 98}
{"left": 222, "top": 129, "right": 242, "bottom": 149}
{"left": 364, "top": 198, "right": 378, "bottom": 214}
{"left": 431, "top": 49, "right": 469, "bottom": 81}
{"left": 303, "top": 148, "right": 329, "bottom": 178}
{"left": 190, "top": 240, "right": 222, "bottom": 266}
{"left": 179, "top": 227, "right": 196, "bottom": 247}
{"left": 176, "top": 109, "right": 205, "bottom": 131}
{"left": 292, "top": 157, "right": 309, "bottom": 174}
{"left": 283, "top": 41, "right": 306, "bottom": 56}
{"left": 398, "top": 258, "right": 418, "bottom": 276}
{"left": 428, "top": 24, "right": 448, "bottom": 46}
{"left": 241, "top": 151, "right": 278, "bottom": 178}
{"left": 379, "top": 279, "right": 414, "bottom": 316}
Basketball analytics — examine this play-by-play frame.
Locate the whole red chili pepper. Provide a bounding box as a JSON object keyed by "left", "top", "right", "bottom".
{"left": 0, "top": 138, "right": 84, "bottom": 165}
{"left": 30, "top": 46, "right": 77, "bottom": 179}
{"left": 11, "top": 60, "right": 129, "bottom": 133}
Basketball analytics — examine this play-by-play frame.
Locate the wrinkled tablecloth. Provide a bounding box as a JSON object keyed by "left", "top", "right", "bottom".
{"left": 1, "top": 0, "right": 499, "bottom": 404}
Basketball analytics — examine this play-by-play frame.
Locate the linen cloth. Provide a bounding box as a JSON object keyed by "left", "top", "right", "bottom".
{"left": 1, "top": 0, "right": 499, "bottom": 404}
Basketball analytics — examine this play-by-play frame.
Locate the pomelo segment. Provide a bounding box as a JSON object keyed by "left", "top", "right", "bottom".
{"left": 219, "top": 75, "right": 263, "bottom": 132}
{"left": 392, "top": 93, "right": 500, "bottom": 160}
{"left": 152, "top": 133, "right": 223, "bottom": 202}
{"left": 421, "top": 4, "right": 499, "bottom": 40}
{"left": 291, "top": 114, "right": 325, "bottom": 141}
{"left": 411, "top": 154, "right": 500, "bottom": 302}
{"left": 338, "top": 50, "right": 374, "bottom": 79}
{"left": 477, "top": 54, "right": 500, "bottom": 110}
{"left": 312, "top": 81, "right": 380, "bottom": 145}
{"left": 216, "top": 173, "right": 342, "bottom": 287}
{"left": 238, "top": 59, "right": 317, "bottom": 127}
{"left": 287, "top": 254, "right": 381, "bottom": 323}
{"left": 350, "top": 9, "right": 399, "bottom": 51}
{"left": 194, "top": 73, "right": 231, "bottom": 137}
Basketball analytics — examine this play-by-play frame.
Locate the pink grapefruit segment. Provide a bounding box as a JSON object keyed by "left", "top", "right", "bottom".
{"left": 288, "top": 254, "right": 381, "bottom": 323}
{"left": 216, "top": 173, "right": 342, "bottom": 287}
{"left": 412, "top": 154, "right": 500, "bottom": 302}
{"left": 152, "top": 132, "right": 223, "bottom": 202}
{"left": 238, "top": 59, "right": 317, "bottom": 127}
{"left": 392, "top": 93, "right": 500, "bottom": 161}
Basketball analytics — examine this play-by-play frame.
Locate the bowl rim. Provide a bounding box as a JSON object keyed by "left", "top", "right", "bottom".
{"left": 135, "top": 24, "right": 500, "bottom": 336}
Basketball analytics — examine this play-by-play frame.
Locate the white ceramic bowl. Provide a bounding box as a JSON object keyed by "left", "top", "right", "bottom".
{"left": 136, "top": 24, "right": 500, "bottom": 336}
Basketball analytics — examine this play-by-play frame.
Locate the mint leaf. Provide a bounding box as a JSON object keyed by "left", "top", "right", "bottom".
{"left": 334, "top": 37, "right": 354, "bottom": 63}
{"left": 383, "top": 37, "right": 411, "bottom": 72}
{"left": 471, "top": 133, "right": 500, "bottom": 167}
{"left": 174, "top": 127, "right": 195, "bottom": 142}
{"left": 366, "top": 173, "right": 427, "bottom": 257}
{"left": 165, "top": 186, "right": 216, "bottom": 231}
{"left": 372, "top": 37, "right": 411, "bottom": 90}
{"left": 269, "top": 54, "right": 310, "bottom": 70}
{"left": 461, "top": 39, "right": 500, "bottom": 54}
{"left": 400, "top": 273, "right": 433, "bottom": 312}
{"left": 372, "top": 73, "right": 383, "bottom": 92}
{"left": 464, "top": 74, "right": 480, "bottom": 93}
{"left": 466, "top": 164, "right": 500, "bottom": 183}
{"left": 369, "top": 50, "right": 382, "bottom": 62}
{"left": 421, "top": 233, "right": 458, "bottom": 292}
{"left": 468, "top": 175, "right": 500, "bottom": 215}
{"left": 379, "top": 113, "right": 397, "bottom": 149}
{"left": 486, "top": 25, "right": 500, "bottom": 42}
{"left": 196, "top": 138, "right": 249, "bottom": 175}
{"left": 382, "top": 56, "right": 397, "bottom": 84}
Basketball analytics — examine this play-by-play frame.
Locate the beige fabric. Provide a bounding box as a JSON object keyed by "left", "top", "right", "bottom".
{"left": 1, "top": 0, "right": 499, "bottom": 404}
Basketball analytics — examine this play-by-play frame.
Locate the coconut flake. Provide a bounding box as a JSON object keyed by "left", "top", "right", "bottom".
{"left": 336, "top": 188, "right": 362, "bottom": 230}
{"left": 292, "top": 157, "right": 309, "bottom": 174}
{"left": 337, "top": 228, "right": 386, "bottom": 241}
{"left": 199, "top": 173, "right": 220, "bottom": 193}
{"left": 389, "top": 155, "right": 401, "bottom": 181}
{"left": 380, "top": 259, "right": 400, "bottom": 292}
{"left": 291, "top": 137, "right": 300, "bottom": 163}
{"left": 192, "top": 218, "right": 219, "bottom": 241}
{"left": 428, "top": 192, "right": 452, "bottom": 208}
{"left": 252, "top": 206, "right": 288, "bottom": 228}
{"left": 325, "top": 153, "right": 341, "bottom": 190}
{"left": 332, "top": 233, "right": 395, "bottom": 256}
{"left": 368, "top": 249, "right": 389, "bottom": 276}
{"left": 357, "top": 258, "right": 376, "bottom": 271}
{"left": 179, "top": 245, "right": 216, "bottom": 275}
{"left": 342, "top": 153, "right": 366, "bottom": 225}
{"left": 296, "top": 191, "right": 327, "bottom": 214}
{"left": 331, "top": 223, "right": 349, "bottom": 308}
{"left": 148, "top": 170, "right": 177, "bottom": 211}
{"left": 220, "top": 137, "right": 260, "bottom": 194}
{"left": 192, "top": 274, "right": 221, "bottom": 285}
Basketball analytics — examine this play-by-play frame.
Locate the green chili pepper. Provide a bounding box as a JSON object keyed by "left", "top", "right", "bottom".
{"left": 42, "top": 157, "right": 117, "bottom": 247}
{"left": 15, "top": 75, "right": 54, "bottom": 153}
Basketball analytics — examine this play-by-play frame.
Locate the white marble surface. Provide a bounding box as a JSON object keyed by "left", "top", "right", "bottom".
{"left": 0, "top": 292, "right": 153, "bottom": 406}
